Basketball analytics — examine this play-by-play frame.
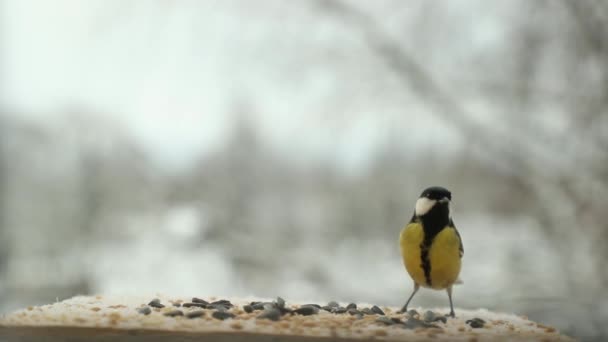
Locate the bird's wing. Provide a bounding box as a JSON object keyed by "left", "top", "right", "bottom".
{"left": 450, "top": 218, "right": 464, "bottom": 258}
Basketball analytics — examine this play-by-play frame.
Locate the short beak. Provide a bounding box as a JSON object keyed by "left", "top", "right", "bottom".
{"left": 438, "top": 197, "right": 450, "bottom": 204}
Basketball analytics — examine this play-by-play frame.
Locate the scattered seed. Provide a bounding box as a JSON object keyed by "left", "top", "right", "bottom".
{"left": 279, "top": 306, "right": 293, "bottom": 315}
{"left": 163, "top": 310, "right": 183, "bottom": 317}
{"left": 294, "top": 306, "right": 319, "bottom": 316}
{"left": 403, "top": 317, "right": 439, "bottom": 329}
{"left": 371, "top": 305, "right": 385, "bottom": 315}
{"left": 327, "top": 301, "right": 340, "bottom": 308}
{"left": 346, "top": 303, "right": 357, "bottom": 310}
{"left": 182, "top": 303, "right": 207, "bottom": 308}
{"left": 172, "top": 302, "right": 181, "bottom": 307}
{"left": 321, "top": 306, "right": 333, "bottom": 312}
{"left": 332, "top": 307, "right": 347, "bottom": 314}
{"left": 391, "top": 317, "right": 403, "bottom": 324}
{"left": 210, "top": 300, "right": 233, "bottom": 308}
{"left": 423, "top": 310, "right": 435, "bottom": 322}
{"left": 136, "top": 306, "right": 151, "bottom": 315}
{"left": 257, "top": 308, "right": 281, "bottom": 321}
{"left": 466, "top": 318, "right": 486, "bottom": 328}
{"left": 148, "top": 299, "right": 164, "bottom": 309}
{"left": 186, "top": 310, "right": 205, "bottom": 319}
{"left": 303, "top": 304, "right": 321, "bottom": 309}
{"left": 348, "top": 308, "right": 361, "bottom": 316}
{"left": 212, "top": 311, "right": 235, "bottom": 320}
{"left": 376, "top": 316, "right": 395, "bottom": 325}
{"left": 192, "top": 298, "right": 209, "bottom": 305}
{"left": 243, "top": 305, "right": 253, "bottom": 313}
{"left": 407, "top": 309, "right": 418, "bottom": 317}
{"left": 275, "top": 297, "right": 286, "bottom": 309}
{"left": 251, "top": 302, "right": 265, "bottom": 311}
{"left": 361, "top": 308, "right": 374, "bottom": 315}
{"left": 210, "top": 304, "right": 231, "bottom": 312}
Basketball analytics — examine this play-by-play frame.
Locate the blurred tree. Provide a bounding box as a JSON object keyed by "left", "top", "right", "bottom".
{"left": 318, "top": 0, "right": 608, "bottom": 337}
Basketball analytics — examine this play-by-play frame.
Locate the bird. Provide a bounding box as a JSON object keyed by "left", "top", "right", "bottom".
{"left": 398, "top": 186, "right": 463, "bottom": 317}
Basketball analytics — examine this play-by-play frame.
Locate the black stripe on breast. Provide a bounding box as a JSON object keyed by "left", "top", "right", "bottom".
{"left": 414, "top": 204, "right": 450, "bottom": 287}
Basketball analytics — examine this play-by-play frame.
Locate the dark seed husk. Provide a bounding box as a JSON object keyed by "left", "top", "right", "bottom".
{"left": 275, "top": 297, "right": 285, "bottom": 309}
{"left": 361, "top": 308, "right": 374, "bottom": 315}
{"left": 212, "top": 311, "right": 235, "bottom": 320}
{"left": 302, "top": 304, "right": 321, "bottom": 309}
{"left": 252, "top": 302, "right": 272, "bottom": 311}
{"left": 192, "top": 297, "right": 209, "bottom": 305}
{"left": 293, "top": 306, "right": 319, "bottom": 316}
{"left": 243, "top": 305, "right": 254, "bottom": 313}
{"left": 327, "top": 301, "right": 340, "bottom": 308}
{"left": 332, "top": 307, "right": 348, "bottom": 314}
{"left": 423, "top": 310, "right": 436, "bottom": 322}
{"left": 186, "top": 310, "right": 205, "bottom": 319}
{"left": 434, "top": 316, "right": 447, "bottom": 324}
{"left": 182, "top": 302, "right": 207, "bottom": 308}
{"left": 137, "top": 306, "right": 151, "bottom": 315}
{"left": 172, "top": 302, "right": 181, "bottom": 307}
{"left": 424, "top": 311, "right": 447, "bottom": 324}
{"left": 348, "top": 308, "right": 361, "bottom": 316}
{"left": 210, "top": 300, "right": 233, "bottom": 307}
{"left": 371, "top": 305, "right": 385, "bottom": 315}
{"left": 210, "top": 304, "right": 231, "bottom": 312}
{"left": 391, "top": 317, "right": 403, "bottom": 324}
{"left": 346, "top": 303, "right": 357, "bottom": 310}
{"left": 257, "top": 308, "right": 281, "bottom": 321}
{"left": 376, "top": 316, "right": 395, "bottom": 325}
{"left": 164, "top": 310, "right": 184, "bottom": 317}
{"left": 403, "top": 317, "right": 439, "bottom": 329}
{"left": 407, "top": 309, "right": 418, "bottom": 317}
{"left": 466, "top": 318, "right": 486, "bottom": 328}
{"left": 321, "top": 306, "right": 333, "bottom": 312}
{"left": 148, "top": 299, "right": 165, "bottom": 308}
{"left": 279, "top": 307, "right": 293, "bottom": 315}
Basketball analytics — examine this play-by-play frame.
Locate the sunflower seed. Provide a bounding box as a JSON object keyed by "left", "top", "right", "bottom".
{"left": 332, "top": 307, "right": 347, "bottom": 314}
{"left": 182, "top": 302, "right": 206, "bottom": 308}
{"left": 348, "top": 308, "right": 361, "bottom": 316}
{"left": 376, "top": 316, "right": 394, "bottom": 325}
{"left": 243, "top": 305, "right": 254, "bottom": 313}
{"left": 361, "top": 308, "right": 374, "bottom": 315}
{"left": 210, "top": 300, "right": 233, "bottom": 308}
{"left": 163, "top": 310, "right": 183, "bottom": 317}
{"left": 327, "top": 301, "right": 340, "bottom": 308}
{"left": 466, "top": 318, "right": 486, "bottom": 328}
{"left": 293, "top": 306, "right": 318, "bottom": 316}
{"left": 407, "top": 309, "right": 418, "bottom": 317}
{"left": 371, "top": 305, "right": 385, "bottom": 315}
{"left": 346, "top": 303, "right": 357, "bottom": 310}
{"left": 192, "top": 298, "right": 209, "bottom": 305}
{"left": 186, "top": 310, "right": 205, "bottom": 319}
{"left": 403, "top": 317, "right": 439, "bottom": 329}
{"left": 212, "top": 311, "right": 235, "bottom": 320}
{"left": 275, "top": 297, "right": 285, "bottom": 309}
{"left": 137, "top": 306, "right": 151, "bottom": 315}
{"left": 257, "top": 308, "right": 281, "bottom": 321}
{"left": 148, "top": 299, "right": 164, "bottom": 309}
{"left": 321, "top": 306, "right": 333, "bottom": 312}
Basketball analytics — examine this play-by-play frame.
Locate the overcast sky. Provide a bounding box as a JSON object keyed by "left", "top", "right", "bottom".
{"left": 0, "top": 0, "right": 512, "bottom": 170}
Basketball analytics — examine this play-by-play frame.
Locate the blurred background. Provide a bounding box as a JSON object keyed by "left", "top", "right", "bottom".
{"left": 1, "top": 0, "right": 607, "bottom": 340}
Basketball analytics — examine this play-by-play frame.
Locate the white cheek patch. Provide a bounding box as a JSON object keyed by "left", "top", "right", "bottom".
{"left": 415, "top": 198, "right": 436, "bottom": 216}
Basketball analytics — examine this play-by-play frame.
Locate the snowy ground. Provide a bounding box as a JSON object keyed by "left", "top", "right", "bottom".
{"left": 0, "top": 295, "right": 572, "bottom": 342}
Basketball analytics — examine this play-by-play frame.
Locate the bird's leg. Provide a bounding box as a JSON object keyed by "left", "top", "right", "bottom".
{"left": 399, "top": 283, "right": 420, "bottom": 313}
{"left": 446, "top": 285, "right": 455, "bottom": 318}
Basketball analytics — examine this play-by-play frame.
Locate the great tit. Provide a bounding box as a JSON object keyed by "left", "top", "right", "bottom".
{"left": 399, "top": 186, "right": 463, "bottom": 317}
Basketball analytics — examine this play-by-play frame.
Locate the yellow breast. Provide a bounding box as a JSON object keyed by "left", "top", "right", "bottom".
{"left": 399, "top": 222, "right": 461, "bottom": 289}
